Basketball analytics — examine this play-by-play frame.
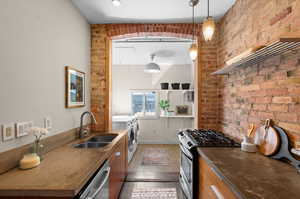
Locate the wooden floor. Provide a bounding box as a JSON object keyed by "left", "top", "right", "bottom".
{"left": 119, "top": 144, "right": 185, "bottom": 199}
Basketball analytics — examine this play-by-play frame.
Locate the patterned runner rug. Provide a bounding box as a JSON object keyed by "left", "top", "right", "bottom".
{"left": 141, "top": 148, "right": 169, "bottom": 165}
{"left": 131, "top": 188, "right": 178, "bottom": 199}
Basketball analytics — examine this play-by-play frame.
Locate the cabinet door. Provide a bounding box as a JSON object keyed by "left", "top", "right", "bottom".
{"left": 109, "top": 138, "right": 126, "bottom": 199}
{"left": 198, "top": 157, "right": 237, "bottom": 199}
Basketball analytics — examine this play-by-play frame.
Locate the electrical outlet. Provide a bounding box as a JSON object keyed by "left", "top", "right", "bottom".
{"left": 16, "top": 122, "right": 28, "bottom": 138}
{"left": 23, "top": 121, "right": 34, "bottom": 135}
{"left": 44, "top": 117, "right": 52, "bottom": 130}
{"left": 28, "top": 121, "right": 33, "bottom": 129}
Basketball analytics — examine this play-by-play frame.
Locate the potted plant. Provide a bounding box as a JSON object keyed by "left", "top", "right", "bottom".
{"left": 159, "top": 100, "right": 170, "bottom": 116}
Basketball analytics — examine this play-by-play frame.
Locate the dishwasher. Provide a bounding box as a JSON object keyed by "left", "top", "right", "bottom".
{"left": 77, "top": 160, "right": 110, "bottom": 199}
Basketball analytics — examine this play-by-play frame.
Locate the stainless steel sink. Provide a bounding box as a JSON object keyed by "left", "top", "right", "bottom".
{"left": 87, "top": 134, "right": 118, "bottom": 143}
{"left": 73, "top": 142, "right": 109, "bottom": 149}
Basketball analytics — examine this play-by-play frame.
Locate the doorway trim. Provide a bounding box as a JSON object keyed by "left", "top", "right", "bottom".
{"left": 91, "top": 24, "right": 204, "bottom": 132}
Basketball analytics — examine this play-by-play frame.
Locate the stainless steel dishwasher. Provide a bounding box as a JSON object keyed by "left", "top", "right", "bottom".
{"left": 78, "top": 160, "right": 110, "bottom": 199}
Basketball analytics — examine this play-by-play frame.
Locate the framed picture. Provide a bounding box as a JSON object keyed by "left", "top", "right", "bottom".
{"left": 65, "top": 66, "right": 85, "bottom": 108}
{"left": 2, "top": 123, "right": 15, "bottom": 141}
{"left": 176, "top": 105, "right": 189, "bottom": 115}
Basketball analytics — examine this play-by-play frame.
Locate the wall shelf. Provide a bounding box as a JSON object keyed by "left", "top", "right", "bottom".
{"left": 160, "top": 115, "right": 194, "bottom": 118}
{"left": 159, "top": 89, "right": 194, "bottom": 92}
{"left": 130, "top": 89, "right": 194, "bottom": 92}
{"left": 212, "top": 32, "right": 300, "bottom": 75}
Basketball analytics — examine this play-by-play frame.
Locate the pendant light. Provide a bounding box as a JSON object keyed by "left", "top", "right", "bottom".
{"left": 112, "top": 0, "right": 121, "bottom": 7}
{"left": 189, "top": 0, "right": 199, "bottom": 61}
{"left": 202, "top": 0, "right": 216, "bottom": 41}
{"left": 144, "top": 54, "right": 160, "bottom": 73}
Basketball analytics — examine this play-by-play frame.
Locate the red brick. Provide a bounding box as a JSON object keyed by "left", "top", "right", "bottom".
{"left": 276, "top": 113, "right": 298, "bottom": 123}
{"left": 255, "top": 97, "right": 272, "bottom": 104}
{"left": 239, "top": 84, "right": 260, "bottom": 92}
{"left": 260, "top": 81, "right": 278, "bottom": 89}
{"left": 279, "top": 122, "right": 300, "bottom": 133}
{"left": 268, "top": 104, "right": 288, "bottom": 112}
{"left": 253, "top": 104, "right": 267, "bottom": 111}
{"left": 288, "top": 87, "right": 300, "bottom": 95}
{"left": 265, "top": 88, "right": 289, "bottom": 96}
{"left": 272, "top": 96, "right": 294, "bottom": 104}
{"left": 270, "top": 7, "right": 292, "bottom": 25}
{"left": 289, "top": 104, "right": 300, "bottom": 112}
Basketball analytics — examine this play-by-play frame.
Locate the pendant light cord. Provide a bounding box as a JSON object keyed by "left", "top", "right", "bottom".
{"left": 192, "top": 4, "right": 195, "bottom": 41}
{"left": 207, "top": 0, "right": 210, "bottom": 17}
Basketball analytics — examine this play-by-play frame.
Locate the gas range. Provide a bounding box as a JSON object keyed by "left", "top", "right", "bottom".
{"left": 178, "top": 129, "right": 240, "bottom": 199}
{"left": 178, "top": 129, "right": 240, "bottom": 150}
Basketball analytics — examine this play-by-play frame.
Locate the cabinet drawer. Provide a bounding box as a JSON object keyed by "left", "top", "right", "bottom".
{"left": 198, "top": 157, "right": 237, "bottom": 199}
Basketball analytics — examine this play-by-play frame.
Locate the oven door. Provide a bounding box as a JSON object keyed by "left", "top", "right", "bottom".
{"left": 179, "top": 144, "right": 194, "bottom": 199}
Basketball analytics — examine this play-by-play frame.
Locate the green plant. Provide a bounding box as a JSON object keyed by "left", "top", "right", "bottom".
{"left": 159, "top": 100, "right": 170, "bottom": 111}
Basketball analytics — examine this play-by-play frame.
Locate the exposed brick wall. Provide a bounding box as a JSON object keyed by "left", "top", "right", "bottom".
{"left": 91, "top": 25, "right": 109, "bottom": 131}
{"left": 218, "top": 0, "right": 300, "bottom": 144}
{"left": 91, "top": 24, "right": 219, "bottom": 131}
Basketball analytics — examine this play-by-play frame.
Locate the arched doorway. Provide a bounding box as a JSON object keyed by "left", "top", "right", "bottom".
{"left": 90, "top": 24, "right": 217, "bottom": 132}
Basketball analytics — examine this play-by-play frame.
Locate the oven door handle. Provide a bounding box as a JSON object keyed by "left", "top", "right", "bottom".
{"left": 180, "top": 144, "right": 193, "bottom": 160}
{"left": 87, "top": 167, "right": 111, "bottom": 199}
{"left": 180, "top": 174, "right": 192, "bottom": 199}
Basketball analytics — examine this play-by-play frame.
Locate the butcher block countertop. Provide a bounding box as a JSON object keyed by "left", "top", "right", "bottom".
{"left": 197, "top": 148, "right": 300, "bottom": 199}
{"left": 0, "top": 130, "right": 127, "bottom": 198}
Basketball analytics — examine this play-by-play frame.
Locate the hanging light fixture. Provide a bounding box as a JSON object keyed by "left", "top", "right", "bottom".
{"left": 112, "top": 0, "right": 121, "bottom": 7}
{"left": 202, "top": 0, "right": 216, "bottom": 41}
{"left": 189, "top": 0, "right": 199, "bottom": 61}
{"left": 144, "top": 54, "right": 160, "bottom": 73}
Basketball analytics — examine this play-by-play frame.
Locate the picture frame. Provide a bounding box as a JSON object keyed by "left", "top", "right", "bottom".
{"left": 65, "top": 66, "right": 86, "bottom": 108}
{"left": 2, "top": 123, "right": 15, "bottom": 141}
{"left": 176, "top": 105, "right": 189, "bottom": 115}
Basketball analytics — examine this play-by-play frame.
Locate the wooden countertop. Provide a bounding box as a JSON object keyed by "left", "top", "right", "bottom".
{"left": 197, "top": 148, "right": 300, "bottom": 199}
{"left": 0, "top": 130, "right": 127, "bottom": 197}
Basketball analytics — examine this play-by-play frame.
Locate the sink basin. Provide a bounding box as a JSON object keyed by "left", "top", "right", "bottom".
{"left": 73, "top": 142, "right": 109, "bottom": 149}
{"left": 87, "top": 134, "right": 118, "bottom": 143}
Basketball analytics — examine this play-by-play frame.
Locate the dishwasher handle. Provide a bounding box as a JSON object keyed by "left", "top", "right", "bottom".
{"left": 87, "top": 167, "right": 111, "bottom": 199}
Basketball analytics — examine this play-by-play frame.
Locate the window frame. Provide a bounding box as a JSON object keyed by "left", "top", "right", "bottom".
{"left": 130, "top": 90, "right": 159, "bottom": 120}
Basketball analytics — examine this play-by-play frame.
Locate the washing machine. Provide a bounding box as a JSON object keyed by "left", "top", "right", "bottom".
{"left": 112, "top": 115, "right": 138, "bottom": 163}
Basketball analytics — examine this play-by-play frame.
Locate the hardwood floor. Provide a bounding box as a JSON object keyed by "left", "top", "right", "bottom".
{"left": 119, "top": 144, "right": 184, "bottom": 198}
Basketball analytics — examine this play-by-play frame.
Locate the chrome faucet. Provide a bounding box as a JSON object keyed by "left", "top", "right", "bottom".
{"left": 79, "top": 111, "right": 98, "bottom": 138}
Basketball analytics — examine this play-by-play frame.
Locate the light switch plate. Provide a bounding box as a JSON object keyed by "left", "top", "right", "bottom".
{"left": 16, "top": 122, "right": 28, "bottom": 138}
{"left": 44, "top": 117, "right": 52, "bottom": 130}
{"left": 2, "top": 123, "right": 15, "bottom": 142}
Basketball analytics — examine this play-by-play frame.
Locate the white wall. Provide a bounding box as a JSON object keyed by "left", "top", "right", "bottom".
{"left": 112, "top": 64, "right": 194, "bottom": 144}
{"left": 112, "top": 64, "right": 193, "bottom": 114}
{"left": 0, "top": 0, "right": 91, "bottom": 152}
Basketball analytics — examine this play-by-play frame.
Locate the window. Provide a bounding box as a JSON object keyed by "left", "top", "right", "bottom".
{"left": 131, "top": 91, "right": 158, "bottom": 118}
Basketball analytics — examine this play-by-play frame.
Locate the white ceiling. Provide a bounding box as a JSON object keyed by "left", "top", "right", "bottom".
{"left": 112, "top": 37, "right": 193, "bottom": 65}
{"left": 72, "top": 0, "right": 236, "bottom": 24}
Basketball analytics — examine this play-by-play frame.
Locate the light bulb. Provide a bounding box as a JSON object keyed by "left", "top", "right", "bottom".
{"left": 189, "top": 43, "right": 198, "bottom": 61}
{"left": 112, "top": 0, "right": 121, "bottom": 7}
{"left": 202, "top": 17, "right": 216, "bottom": 41}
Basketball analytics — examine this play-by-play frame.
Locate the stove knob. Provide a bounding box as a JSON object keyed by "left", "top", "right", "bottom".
{"left": 187, "top": 141, "right": 193, "bottom": 147}
{"left": 179, "top": 132, "right": 184, "bottom": 136}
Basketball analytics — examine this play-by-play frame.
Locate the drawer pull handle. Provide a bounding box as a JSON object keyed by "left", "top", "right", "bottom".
{"left": 210, "top": 185, "right": 224, "bottom": 199}
{"left": 115, "top": 152, "right": 121, "bottom": 156}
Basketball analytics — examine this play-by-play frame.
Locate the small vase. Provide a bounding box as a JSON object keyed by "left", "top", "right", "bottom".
{"left": 32, "top": 141, "right": 44, "bottom": 160}
{"left": 161, "top": 110, "right": 168, "bottom": 116}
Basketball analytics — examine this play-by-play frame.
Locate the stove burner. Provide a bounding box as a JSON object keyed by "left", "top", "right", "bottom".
{"left": 181, "top": 129, "right": 240, "bottom": 147}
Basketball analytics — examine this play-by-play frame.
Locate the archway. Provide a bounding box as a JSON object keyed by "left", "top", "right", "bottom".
{"left": 90, "top": 24, "right": 218, "bottom": 132}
